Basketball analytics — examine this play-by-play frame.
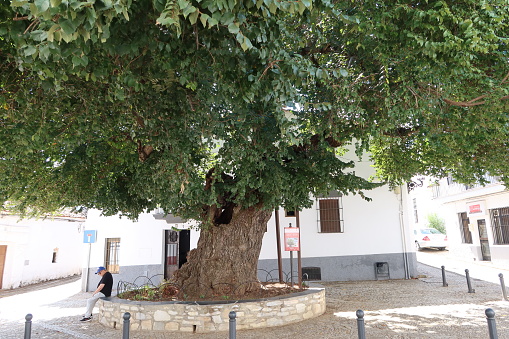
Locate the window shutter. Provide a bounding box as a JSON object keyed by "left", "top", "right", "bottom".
{"left": 319, "top": 199, "right": 341, "bottom": 233}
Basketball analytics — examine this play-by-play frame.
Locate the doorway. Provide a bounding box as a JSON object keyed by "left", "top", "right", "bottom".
{"left": 164, "top": 230, "right": 191, "bottom": 280}
{"left": 477, "top": 219, "right": 491, "bottom": 261}
{"left": 0, "top": 245, "right": 6, "bottom": 289}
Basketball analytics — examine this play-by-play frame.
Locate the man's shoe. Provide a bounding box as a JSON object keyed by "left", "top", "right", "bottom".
{"left": 80, "top": 316, "right": 92, "bottom": 322}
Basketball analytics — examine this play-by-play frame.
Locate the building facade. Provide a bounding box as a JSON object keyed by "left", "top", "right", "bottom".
{"left": 0, "top": 213, "right": 84, "bottom": 289}
{"left": 407, "top": 175, "right": 509, "bottom": 266}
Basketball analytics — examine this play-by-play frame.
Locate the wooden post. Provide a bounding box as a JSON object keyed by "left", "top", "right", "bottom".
{"left": 275, "top": 209, "right": 284, "bottom": 283}
{"left": 296, "top": 210, "right": 302, "bottom": 288}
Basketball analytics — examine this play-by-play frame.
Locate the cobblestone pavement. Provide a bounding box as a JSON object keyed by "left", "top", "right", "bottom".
{"left": 0, "top": 257, "right": 508, "bottom": 338}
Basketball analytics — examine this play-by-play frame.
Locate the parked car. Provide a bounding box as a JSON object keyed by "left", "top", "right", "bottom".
{"left": 414, "top": 228, "right": 447, "bottom": 251}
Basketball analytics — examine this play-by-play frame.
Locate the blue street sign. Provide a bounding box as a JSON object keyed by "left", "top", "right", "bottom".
{"left": 83, "top": 230, "right": 97, "bottom": 243}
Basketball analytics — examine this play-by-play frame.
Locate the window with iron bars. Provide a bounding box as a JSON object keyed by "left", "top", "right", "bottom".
{"left": 105, "top": 238, "right": 120, "bottom": 273}
{"left": 490, "top": 208, "right": 509, "bottom": 245}
{"left": 317, "top": 196, "right": 343, "bottom": 233}
{"left": 458, "top": 212, "right": 473, "bottom": 244}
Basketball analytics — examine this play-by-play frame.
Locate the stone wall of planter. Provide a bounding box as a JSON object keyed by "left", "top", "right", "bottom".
{"left": 97, "top": 288, "right": 325, "bottom": 333}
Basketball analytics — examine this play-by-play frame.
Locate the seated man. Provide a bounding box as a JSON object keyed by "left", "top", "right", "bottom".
{"left": 80, "top": 266, "right": 113, "bottom": 322}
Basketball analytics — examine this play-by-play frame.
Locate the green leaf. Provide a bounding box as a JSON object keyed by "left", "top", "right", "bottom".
{"left": 268, "top": 2, "right": 277, "bottom": 13}
{"left": 228, "top": 22, "right": 239, "bottom": 34}
{"left": 30, "top": 30, "right": 48, "bottom": 42}
{"left": 240, "top": 37, "right": 252, "bottom": 51}
{"left": 235, "top": 32, "right": 244, "bottom": 44}
{"left": 11, "top": 0, "right": 28, "bottom": 8}
{"left": 39, "top": 44, "right": 50, "bottom": 61}
{"left": 35, "top": 0, "right": 50, "bottom": 13}
{"left": 189, "top": 10, "right": 199, "bottom": 25}
{"left": 122, "top": 8, "right": 129, "bottom": 21}
{"left": 221, "top": 12, "right": 235, "bottom": 25}
{"left": 182, "top": 5, "right": 197, "bottom": 18}
{"left": 72, "top": 55, "right": 82, "bottom": 67}
{"left": 59, "top": 19, "right": 77, "bottom": 35}
{"left": 60, "top": 30, "right": 73, "bottom": 43}
{"left": 46, "top": 24, "right": 59, "bottom": 42}
{"left": 298, "top": 2, "right": 306, "bottom": 14}
{"left": 177, "top": 0, "right": 189, "bottom": 9}
{"left": 199, "top": 13, "right": 209, "bottom": 27}
{"left": 207, "top": 16, "right": 218, "bottom": 27}
{"left": 300, "top": 0, "right": 311, "bottom": 9}
{"left": 23, "top": 45, "right": 37, "bottom": 56}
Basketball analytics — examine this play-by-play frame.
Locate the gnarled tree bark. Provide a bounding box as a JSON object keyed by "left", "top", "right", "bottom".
{"left": 173, "top": 205, "right": 272, "bottom": 298}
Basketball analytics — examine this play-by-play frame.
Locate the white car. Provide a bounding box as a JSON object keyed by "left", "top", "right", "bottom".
{"left": 414, "top": 228, "right": 447, "bottom": 251}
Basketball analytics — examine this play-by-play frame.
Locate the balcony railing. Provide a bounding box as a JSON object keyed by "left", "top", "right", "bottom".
{"left": 431, "top": 175, "right": 502, "bottom": 198}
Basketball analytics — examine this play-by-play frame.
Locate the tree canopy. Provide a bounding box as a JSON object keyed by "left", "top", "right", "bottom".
{"left": 2, "top": 0, "right": 509, "bottom": 221}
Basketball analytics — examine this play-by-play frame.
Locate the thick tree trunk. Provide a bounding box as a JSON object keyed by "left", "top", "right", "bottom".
{"left": 173, "top": 205, "right": 272, "bottom": 298}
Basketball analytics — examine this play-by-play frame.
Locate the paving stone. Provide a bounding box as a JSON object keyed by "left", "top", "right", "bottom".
{"left": 0, "top": 261, "right": 508, "bottom": 338}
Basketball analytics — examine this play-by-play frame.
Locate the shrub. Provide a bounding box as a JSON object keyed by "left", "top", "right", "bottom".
{"left": 427, "top": 213, "right": 446, "bottom": 234}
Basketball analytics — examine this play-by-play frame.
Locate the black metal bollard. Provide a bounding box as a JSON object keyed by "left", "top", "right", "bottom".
{"left": 499, "top": 273, "right": 508, "bottom": 301}
{"left": 465, "top": 269, "right": 475, "bottom": 293}
{"left": 441, "top": 266, "right": 448, "bottom": 287}
{"left": 356, "top": 310, "right": 366, "bottom": 339}
{"left": 485, "top": 308, "right": 499, "bottom": 339}
{"left": 229, "top": 311, "right": 236, "bottom": 339}
{"left": 24, "top": 314, "right": 33, "bottom": 339}
{"left": 122, "top": 312, "right": 131, "bottom": 339}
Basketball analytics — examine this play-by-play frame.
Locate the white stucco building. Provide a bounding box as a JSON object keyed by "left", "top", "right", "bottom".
{"left": 81, "top": 210, "right": 200, "bottom": 291}
{"left": 407, "top": 175, "right": 509, "bottom": 266}
{"left": 0, "top": 213, "right": 84, "bottom": 289}
{"left": 258, "top": 176, "right": 414, "bottom": 282}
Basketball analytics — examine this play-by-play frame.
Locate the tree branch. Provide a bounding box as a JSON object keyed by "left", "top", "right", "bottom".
{"left": 137, "top": 141, "right": 153, "bottom": 162}
{"left": 443, "top": 98, "right": 487, "bottom": 107}
{"left": 383, "top": 127, "right": 420, "bottom": 137}
{"left": 258, "top": 59, "right": 283, "bottom": 80}
{"left": 500, "top": 71, "right": 509, "bottom": 84}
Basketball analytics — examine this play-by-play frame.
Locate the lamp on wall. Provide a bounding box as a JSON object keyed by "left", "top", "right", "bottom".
{"left": 407, "top": 177, "right": 424, "bottom": 193}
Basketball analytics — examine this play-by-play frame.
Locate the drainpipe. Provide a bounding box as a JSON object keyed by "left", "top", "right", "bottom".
{"left": 396, "top": 185, "right": 410, "bottom": 279}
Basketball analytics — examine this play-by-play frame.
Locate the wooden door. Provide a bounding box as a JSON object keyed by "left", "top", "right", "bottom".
{"left": 0, "top": 245, "right": 7, "bottom": 289}
{"left": 477, "top": 219, "right": 491, "bottom": 261}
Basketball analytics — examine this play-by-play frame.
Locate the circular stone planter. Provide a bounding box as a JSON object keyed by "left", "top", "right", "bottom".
{"left": 97, "top": 288, "right": 325, "bottom": 333}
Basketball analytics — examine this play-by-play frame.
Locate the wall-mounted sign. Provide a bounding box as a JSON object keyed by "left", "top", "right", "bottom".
{"left": 284, "top": 227, "right": 300, "bottom": 251}
{"left": 83, "top": 230, "right": 97, "bottom": 243}
{"left": 466, "top": 201, "right": 486, "bottom": 216}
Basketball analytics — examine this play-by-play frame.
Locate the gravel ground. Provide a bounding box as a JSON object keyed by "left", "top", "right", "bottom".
{"left": 0, "top": 261, "right": 508, "bottom": 339}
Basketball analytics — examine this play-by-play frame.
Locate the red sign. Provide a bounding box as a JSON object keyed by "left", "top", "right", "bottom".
{"left": 469, "top": 204, "right": 481, "bottom": 214}
{"left": 284, "top": 227, "right": 300, "bottom": 251}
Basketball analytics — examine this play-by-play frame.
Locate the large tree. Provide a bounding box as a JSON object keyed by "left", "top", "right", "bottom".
{"left": 1, "top": 0, "right": 509, "bottom": 296}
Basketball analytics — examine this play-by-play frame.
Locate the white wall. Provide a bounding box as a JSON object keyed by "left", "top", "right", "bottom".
{"left": 82, "top": 209, "right": 200, "bottom": 270}
{"left": 0, "top": 215, "right": 83, "bottom": 289}
{"left": 406, "top": 178, "right": 444, "bottom": 231}
{"left": 260, "top": 148, "right": 412, "bottom": 260}
{"left": 441, "top": 188, "right": 509, "bottom": 263}
{"left": 260, "top": 185, "right": 407, "bottom": 260}
{"left": 407, "top": 177, "right": 509, "bottom": 265}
